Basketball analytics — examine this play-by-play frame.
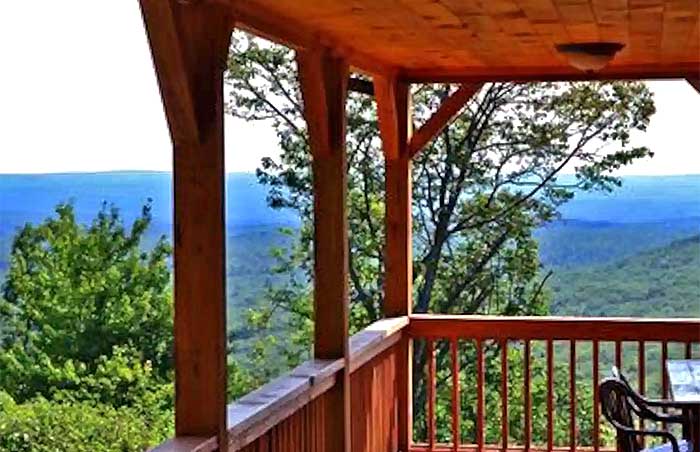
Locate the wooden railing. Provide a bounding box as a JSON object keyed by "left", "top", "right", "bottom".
{"left": 154, "top": 315, "right": 699, "bottom": 452}
{"left": 229, "top": 316, "right": 408, "bottom": 451}
{"left": 407, "top": 315, "right": 700, "bottom": 452}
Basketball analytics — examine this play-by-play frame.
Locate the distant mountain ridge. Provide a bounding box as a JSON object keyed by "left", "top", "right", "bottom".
{"left": 1, "top": 171, "right": 698, "bottom": 318}
{"left": 0, "top": 171, "right": 298, "bottom": 236}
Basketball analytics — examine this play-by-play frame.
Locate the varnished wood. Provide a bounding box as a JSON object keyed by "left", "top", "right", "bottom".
{"left": 400, "top": 64, "right": 700, "bottom": 84}
{"left": 452, "top": 340, "right": 461, "bottom": 451}
{"left": 501, "top": 340, "right": 509, "bottom": 452}
{"left": 408, "top": 84, "right": 483, "bottom": 158}
{"left": 350, "top": 345, "right": 400, "bottom": 452}
{"left": 593, "top": 340, "right": 600, "bottom": 452}
{"left": 570, "top": 341, "right": 576, "bottom": 452}
{"left": 476, "top": 340, "right": 485, "bottom": 451}
{"left": 231, "top": 0, "right": 699, "bottom": 83}
{"left": 139, "top": 1, "right": 231, "bottom": 448}
{"left": 524, "top": 341, "right": 532, "bottom": 452}
{"left": 409, "top": 446, "right": 617, "bottom": 452}
{"left": 375, "top": 74, "right": 414, "bottom": 451}
{"left": 428, "top": 340, "right": 437, "bottom": 450}
{"left": 151, "top": 437, "right": 218, "bottom": 452}
{"left": 547, "top": 340, "right": 554, "bottom": 452}
{"left": 228, "top": 317, "right": 407, "bottom": 450}
{"left": 638, "top": 341, "right": 646, "bottom": 449}
{"left": 297, "top": 47, "right": 351, "bottom": 452}
{"left": 409, "top": 315, "right": 700, "bottom": 342}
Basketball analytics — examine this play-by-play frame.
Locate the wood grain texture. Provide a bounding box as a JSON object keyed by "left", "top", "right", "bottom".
{"left": 227, "top": 317, "right": 406, "bottom": 451}
{"left": 297, "top": 47, "right": 351, "bottom": 452}
{"left": 409, "top": 315, "right": 700, "bottom": 342}
{"left": 138, "top": 1, "right": 231, "bottom": 447}
{"left": 350, "top": 346, "right": 400, "bottom": 452}
{"left": 233, "top": 0, "right": 700, "bottom": 81}
{"left": 376, "top": 75, "right": 414, "bottom": 451}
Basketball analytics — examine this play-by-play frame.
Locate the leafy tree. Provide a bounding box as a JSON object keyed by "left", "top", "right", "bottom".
{"left": 0, "top": 202, "right": 173, "bottom": 404}
{"left": 225, "top": 33, "right": 655, "bottom": 444}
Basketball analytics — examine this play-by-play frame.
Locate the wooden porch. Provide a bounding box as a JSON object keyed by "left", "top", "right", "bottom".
{"left": 158, "top": 315, "right": 700, "bottom": 451}
{"left": 137, "top": 0, "right": 700, "bottom": 451}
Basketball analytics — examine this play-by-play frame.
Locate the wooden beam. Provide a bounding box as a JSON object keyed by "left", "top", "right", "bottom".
{"left": 138, "top": 1, "right": 231, "bottom": 449}
{"left": 374, "top": 74, "right": 413, "bottom": 450}
{"left": 296, "top": 47, "right": 351, "bottom": 452}
{"left": 408, "top": 83, "right": 483, "bottom": 158}
{"left": 400, "top": 63, "right": 700, "bottom": 84}
{"left": 348, "top": 77, "right": 374, "bottom": 96}
{"left": 688, "top": 78, "right": 700, "bottom": 94}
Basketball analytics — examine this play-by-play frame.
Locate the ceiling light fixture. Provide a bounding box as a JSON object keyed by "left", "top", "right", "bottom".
{"left": 555, "top": 42, "right": 625, "bottom": 72}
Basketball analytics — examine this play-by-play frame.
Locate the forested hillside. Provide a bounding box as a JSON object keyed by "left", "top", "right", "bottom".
{"left": 1, "top": 172, "right": 699, "bottom": 319}
{"left": 550, "top": 235, "right": 700, "bottom": 317}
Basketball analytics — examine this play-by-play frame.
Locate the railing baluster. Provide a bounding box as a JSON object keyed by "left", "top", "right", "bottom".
{"left": 638, "top": 341, "right": 645, "bottom": 448}
{"left": 593, "top": 340, "right": 600, "bottom": 452}
{"left": 477, "top": 339, "right": 485, "bottom": 452}
{"left": 615, "top": 341, "right": 622, "bottom": 370}
{"left": 524, "top": 340, "right": 531, "bottom": 452}
{"left": 451, "top": 339, "right": 460, "bottom": 451}
{"left": 570, "top": 340, "right": 577, "bottom": 452}
{"left": 428, "top": 339, "right": 436, "bottom": 451}
{"left": 661, "top": 341, "right": 669, "bottom": 431}
{"left": 547, "top": 339, "right": 554, "bottom": 452}
{"left": 686, "top": 342, "right": 692, "bottom": 359}
{"left": 502, "top": 339, "right": 509, "bottom": 452}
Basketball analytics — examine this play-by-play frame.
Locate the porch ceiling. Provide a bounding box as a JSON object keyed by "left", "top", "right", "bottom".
{"left": 233, "top": 0, "right": 700, "bottom": 82}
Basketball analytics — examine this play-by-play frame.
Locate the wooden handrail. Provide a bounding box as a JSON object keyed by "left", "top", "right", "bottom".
{"left": 149, "top": 437, "right": 218, "bottom": 452}
{"left": 409, "top": 315, "right": 700, "bottom": 342}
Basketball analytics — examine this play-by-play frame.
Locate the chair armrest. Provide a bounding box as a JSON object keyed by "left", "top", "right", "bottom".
{"left": 638, "top": 398, "right": 691, "bottom": 411}
{"left": 608, "top": 419, "right": 681, "bottom": 452}
{"left": 630, "top": 403, "right": 686, "bottom": 424}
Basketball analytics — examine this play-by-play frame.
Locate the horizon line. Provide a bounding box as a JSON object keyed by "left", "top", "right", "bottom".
{"left": 1, "top": 170, "right": 700, "bottom": 178}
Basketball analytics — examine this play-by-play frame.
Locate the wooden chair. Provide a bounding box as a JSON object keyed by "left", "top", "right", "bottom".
{"left": 599, "top": 377, "right": 692, "bottom": 452}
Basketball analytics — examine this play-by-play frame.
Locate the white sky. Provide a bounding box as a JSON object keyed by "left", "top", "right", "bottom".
{"left": 0, "top": 1, "right": 699, "bottom": 175}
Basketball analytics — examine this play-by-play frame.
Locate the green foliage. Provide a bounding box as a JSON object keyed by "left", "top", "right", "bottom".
{"left": 0, "top": 391, "right": 172, "bottom": 452}
{"left": 551, "top": 235, "right": 700, "bottom": 317}
{"left": 0, "top": 202, "right": 174, "bottom": 451}
{"left": 0, "top": 202, "right": 173, "bottom": 403}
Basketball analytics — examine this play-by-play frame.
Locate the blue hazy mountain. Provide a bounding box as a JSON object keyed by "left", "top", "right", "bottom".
{"left": 1, "top": 172, "right": 698, "bottom": 275}
{"left": 0, "top": 171, "right": 298, "bottom": 238}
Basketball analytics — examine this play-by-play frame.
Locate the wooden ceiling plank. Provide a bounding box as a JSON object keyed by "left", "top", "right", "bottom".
{"left": 408, "top": 83, "right": 483, "bottom": 158}
{"left": 660, "top": 2, "right": 697, "bottom": 62}
{"left": 236, "top": 0, "right": 699, "bottom": 79}
{"left": 233, "top": 0, "right": 397, "bottom": 77}
{"left": 591, "top": 0, "right": 629, "bottom": 43}
{"left": 553, "top": 0, "right": 601, "bottom": 42}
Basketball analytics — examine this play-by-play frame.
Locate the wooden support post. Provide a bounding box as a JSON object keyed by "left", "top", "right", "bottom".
{"left": 296, "top": 47, "right": 351, "bottom": 452}
{"left": 138, "top": 1, "right": 232, "bottom": 450}
{"left": 374, "top": 74, "right": 413, "bottom": 450}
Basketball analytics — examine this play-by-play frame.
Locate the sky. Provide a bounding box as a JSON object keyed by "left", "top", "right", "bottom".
{"left": 0, "top": 1, "right": 699, "bottom": 176}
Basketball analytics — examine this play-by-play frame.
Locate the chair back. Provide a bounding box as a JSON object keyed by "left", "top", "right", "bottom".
{"left": 599, "top": 377, "right": 641, "bottom": 452}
